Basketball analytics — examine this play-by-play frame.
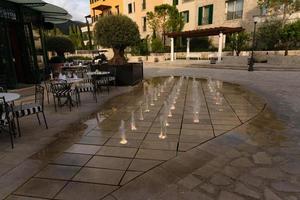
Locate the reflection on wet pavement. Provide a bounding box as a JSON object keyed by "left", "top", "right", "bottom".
{"left": 8, "top": 76, "right": 287, "bottom": 200}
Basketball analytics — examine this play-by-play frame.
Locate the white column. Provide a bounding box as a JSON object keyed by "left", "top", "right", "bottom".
{"left": 218, "top": 32, "right": 223, "bottom": 62}
{"left": 171, "top": 38, "right": 174, "bottom": 61}
{"left": 186, "top": 38, "right": 190, "bottom": 60}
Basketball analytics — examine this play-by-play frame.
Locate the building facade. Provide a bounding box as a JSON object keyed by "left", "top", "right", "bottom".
{"left": 90, "top": 0, "right": 261, "bottom": 39}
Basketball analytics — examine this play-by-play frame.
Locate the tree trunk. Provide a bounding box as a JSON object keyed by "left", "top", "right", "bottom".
{"left": 285, "top": 47, "right": 288, "bottom": 56}
{"left": 109, "top": 47, "right": 127, "bottom": 65}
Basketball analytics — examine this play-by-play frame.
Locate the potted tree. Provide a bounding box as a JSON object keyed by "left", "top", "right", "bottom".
{"left": 46, "top": 36, "right": 75, "bottom": 73}
{"left": 94, "top": 15, "right": 143, "bottom": 86}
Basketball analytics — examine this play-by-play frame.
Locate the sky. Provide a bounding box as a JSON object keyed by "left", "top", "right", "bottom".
{"left": 44, "top": 0, "right": 89, "bottom": 22}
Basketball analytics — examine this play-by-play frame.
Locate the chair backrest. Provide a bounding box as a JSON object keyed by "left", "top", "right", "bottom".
{"left": 0, "top": 97, "right": 10, "bottom": 122}
{"left": 50, "top": 80, "right": 70, "bottom": 93}
{"left": 35, "top": 85, "right": 45, "bottom": 108}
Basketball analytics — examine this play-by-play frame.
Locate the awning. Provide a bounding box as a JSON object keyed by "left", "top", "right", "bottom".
{"left": 165, "top": 27, "right": 244, "bottom": 38}
{"left": 6, "top": 0, "right": 72, "bottom": 24}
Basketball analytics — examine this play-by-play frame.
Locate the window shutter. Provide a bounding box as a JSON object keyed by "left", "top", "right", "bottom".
{"left": 208, "top": 4, "right": 214, "bottom": 24}
{"left": 198, "top": 7, "right": 203, "bottom": 25}
{"left": 187, "top": 11, "right": 189, "bottom": 23}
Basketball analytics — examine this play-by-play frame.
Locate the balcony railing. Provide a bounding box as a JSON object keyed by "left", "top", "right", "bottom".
{"left": 226, "top": 10, "right": 243, "bottom": 20}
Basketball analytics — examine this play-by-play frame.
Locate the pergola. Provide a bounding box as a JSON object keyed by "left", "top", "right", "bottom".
{"left": 165, "top": 27, "right": 244, "bottom": 62}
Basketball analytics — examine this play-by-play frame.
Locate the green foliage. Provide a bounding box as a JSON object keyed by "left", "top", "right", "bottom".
{"left": 256, "top": 19, "right": 283, "bottom": 50}
{"left": 227, "top": 31, "right": 250, "bottom": 56}
{"left": 46, "top": 36, "right": 75, "bottom": 58}
{"left": 48, "top": 56, "right": 65, "bottom": 64}
{"left": 190, "top": 37, "right": 213, "bottom": 51}
{"left": 95, "top": 15, "right": 140, "bottom": 50}
{"left": 68, "top": 25, "right": 85, "bottom": 50}
{"left": 147, "top": 4, "right": 184, "bottom": 43}
{"left": 151, "top": 37, "right": 165, "bottom": 53}
{"left": 279, "top": 20, "right": 300, "bottom": 55}
{"left": 131, "top": 38, "right": 150, "bottom": 56}
{"left": 45, "top": 27, "right": 64, "bottom": 37}
{"left": 258, "top": 0, "right": 299, "bottom": 23}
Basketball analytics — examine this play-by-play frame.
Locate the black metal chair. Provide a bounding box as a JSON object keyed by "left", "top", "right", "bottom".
{"left": 50, "top": 80, "right": 78, "bottom": 112}
{"left": 92, "top": 75, "right": 110, "bottom": 93}
{"left": 13, "top": 85, "right": 48, "bottom": 137}
{"left": 0, "top": 97, "right": 15, "bottom": 148}
{"left": 75, "top": 79, "right": 98, "bottom": 103}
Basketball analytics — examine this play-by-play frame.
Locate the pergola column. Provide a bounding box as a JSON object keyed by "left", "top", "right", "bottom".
{"left": 218, "top": 32, "right": 223, "bottom": 62}
{"left": 171, "top": 37, "right": 174, "bottom": 61}
{"left": 186, "top": 38, "right": 190, "bottom": 60}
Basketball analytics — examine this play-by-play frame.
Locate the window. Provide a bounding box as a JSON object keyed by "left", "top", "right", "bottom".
{"left": 142, "top": 0, "right": 146, "bottom": 10}
{"left": 181, "top": 11, "right": 189, "bottom": 23}
{"left": 198, "top": 4, "right": 213, "bottom": 25}
{"left": 226, "top": 0, "right": 244, "bottom": 20}
{"left": 115, "top": 5, "right": 120, "bottom": 14}
{"left": 142, "top": 17, "right": 147, "bottom": 31}
{"left": 128, "top": 3, "right": 133, "bottom": 13}
{"left": 173, "top": 0, "right": 178, "bottom": 6}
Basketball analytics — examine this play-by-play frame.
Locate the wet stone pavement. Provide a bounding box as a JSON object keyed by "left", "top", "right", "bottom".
{"left": 2, "top": 76, "right": 299, "bottom": 200}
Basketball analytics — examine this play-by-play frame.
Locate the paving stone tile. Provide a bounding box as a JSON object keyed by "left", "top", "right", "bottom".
{"left": 177, "top": 174, "right": 202, "bottom": 190}
{"left": 251, "top": 168, "right": 285, "bottom": 180}
{"left": 223, "top": 166, "right": 240, "bottom": 179}
{"left": 198, "top": 183, "right": 216, "bottom": 194}
{"left": 252, "top": 152, "right": 272, "bottom": 165}
{"left": 65, "top": 144, "right": 101, "bottom": 155}
{"left": 271, "top": 181, "right": 300, "bottom": 192}
{"left": 96, "top": 146, "right": 138, "bottom": 158}
{"left": 105, "top": 138, "right": 142, "bottom": 148}
{"left": 210, "top": 174, "right": 232, "bottom": 186}
{"left": 6, "top": 196, "right": 45, "bottom": 200}
{"left": 73, "top": 167, "right": 124, "bottom": 185}
{"left": 120, "top": 171, "right": 142, "bottom": 185}
{"left": 238, "top": 174, "right": 263, "bottom": 188}
{"left": 264, "top": 188, "right": 283, "bottom": 200}
{"left": 136, "top": 149, "right": 176, "bottom": 161}
{"left": 76, "top": 136, "right": 108, "bottom": 145}
{"left": 280, "top": 161, "right": 300, "bottom": 175}
{"left": 231, "top": 157, "right": 254, "bottom": 168}
{"left": 86, "top": 156, "right": 132, "bottom": 170}
{"left": 140, "top": 140, "right": 178, "bottom": 151}
{"left": 55, "top": 182, "right": 118, "bottom": 200}
{"left": 180, "top": 191, "right": 214, "bottom": 200}
{"left": 51, "top": 153, "right": 92, "bottom": 166}
{"left": 234, "top": 183, "right": 261, "bottom": 199}
{"left": 35, "top": 164, "right": 80, "bottom": 180}
{"left": 128, "top": 159, "right": 162, "bottom": 172}
{"left": 218, "top": 191, "right": 245, "bottom": 200}
{"left": 14, "top": 178, "right": 66, "bottom": 199}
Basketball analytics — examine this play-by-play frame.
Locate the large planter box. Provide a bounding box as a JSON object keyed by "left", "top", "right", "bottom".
{"left": 98, "top": 62, "right": 143, "bottom": 86}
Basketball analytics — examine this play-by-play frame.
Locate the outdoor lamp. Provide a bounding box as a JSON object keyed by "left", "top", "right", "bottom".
{"left": 248, "top": 16, "right": 260, "bottom": 72}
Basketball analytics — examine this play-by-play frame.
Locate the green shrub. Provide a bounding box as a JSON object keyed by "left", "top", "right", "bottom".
{"left": 131, "top": 39, "right": 149, "bottom": 56}
{"left": 151, "top": 37, "right": 165, "bottom": 53}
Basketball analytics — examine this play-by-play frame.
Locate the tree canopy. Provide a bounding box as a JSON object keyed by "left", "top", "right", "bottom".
{"left": 46, "top": 36, "right": 75, "bottom": 58}
{"left": 147, "top": 4, "right": 184, "bottom": 45}
{"left": 95, "top": 15, "right": 140, "bottom": 65}
{"left": 258, "top": 0, "right": 300, "bottom": 23}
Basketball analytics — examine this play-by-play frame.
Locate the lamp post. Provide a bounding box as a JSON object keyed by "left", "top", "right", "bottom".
{"left": 248, "top": 16, "right": 259, "bottom": 71}
{"left": 85, "top": 15, "right": 92, "bottom": 50}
